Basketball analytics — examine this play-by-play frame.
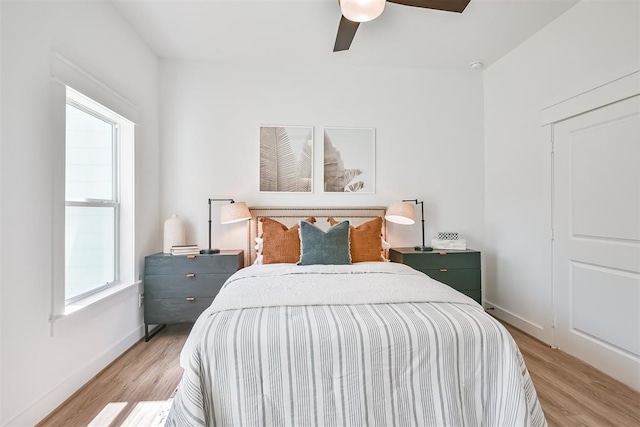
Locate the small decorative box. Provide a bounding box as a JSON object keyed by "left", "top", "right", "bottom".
{"left": 431, "top": 238, "right": 466, "bottom": 250}
{"left": 437, "top": 232, "right": 459, "bottom": 240}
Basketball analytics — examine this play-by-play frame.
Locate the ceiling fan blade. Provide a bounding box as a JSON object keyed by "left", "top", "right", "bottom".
{"left": 387, "top": 0, "right": 471, "bottom": 13}
{"left": 333, "top": 16, "right": 360, "bottom": 52}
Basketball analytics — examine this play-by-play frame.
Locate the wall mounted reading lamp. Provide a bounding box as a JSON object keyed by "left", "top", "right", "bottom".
{"left": 385, "top": 199, "right": 433, "bottom": 252}
{"left": 200, "top": 199, "right": 251, "bottom": 254}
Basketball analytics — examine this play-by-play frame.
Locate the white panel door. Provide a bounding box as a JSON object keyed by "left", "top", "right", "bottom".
{"left": 553, "top": 94, "right": 640, "bottom": 391}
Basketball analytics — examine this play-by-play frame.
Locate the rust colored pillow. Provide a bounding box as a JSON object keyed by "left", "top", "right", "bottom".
{"left": 328, "top": 216, "right": 384, "bottom": 262}
{"left": 260, "top": 216, "right": 316, "bottom": 264}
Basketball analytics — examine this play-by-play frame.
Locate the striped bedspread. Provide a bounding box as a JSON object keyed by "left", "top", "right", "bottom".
{"left": 167, "top": 263, "right": 546, "bottom": 427}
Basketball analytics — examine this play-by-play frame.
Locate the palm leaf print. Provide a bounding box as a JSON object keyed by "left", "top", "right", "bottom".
{"left": 324, "top": 131, "right": 367, "bottom": 192}
{"left": 296, "top": 138, "right": 313, "bottom": 192}
{"left": 260, "top": 127, "right": 298, "bottom": 192}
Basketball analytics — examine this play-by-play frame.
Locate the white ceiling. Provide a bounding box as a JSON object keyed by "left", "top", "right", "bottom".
{"left": 111, "top": 0, "right": 579, "bottom": 69}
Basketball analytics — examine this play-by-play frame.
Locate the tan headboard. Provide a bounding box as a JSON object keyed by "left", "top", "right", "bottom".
{"left": 246, "top": 206, "right": 387, "bottom": 266}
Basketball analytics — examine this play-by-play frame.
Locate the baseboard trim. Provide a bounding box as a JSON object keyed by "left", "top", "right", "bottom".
{"left": 484, "top": 300, "right": 551, "bottom": 344}
{"left": 6, "top": 325, "right": 145, "bottom": 427}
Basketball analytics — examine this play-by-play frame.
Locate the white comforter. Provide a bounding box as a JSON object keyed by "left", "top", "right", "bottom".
{"left": 181, "top": 262, "right": 474, "bottom": 368}
{"left": 170, "top": 263, "right": 546, "bottom": 427}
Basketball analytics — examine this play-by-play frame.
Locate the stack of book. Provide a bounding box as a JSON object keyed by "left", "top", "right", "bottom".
{"left": 171, "top": 244, "right": 200, "bottom": 256}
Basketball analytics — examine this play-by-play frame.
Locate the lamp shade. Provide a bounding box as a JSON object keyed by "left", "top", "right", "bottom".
{"left": 220, "top": 202, "right": 251, "bottom": 224}
{"left": 385, "top": 202, "right": 416, "bottom": 225}
{"left": 340, "top": 0, "right": 385, "bottom": 23}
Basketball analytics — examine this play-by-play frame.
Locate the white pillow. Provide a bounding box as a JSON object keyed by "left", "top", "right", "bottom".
{"left": 255, "top": 236, "right": 263, "bottom": 251}
{"left": 253, "top": 237, "right": 264, "bottom": 265}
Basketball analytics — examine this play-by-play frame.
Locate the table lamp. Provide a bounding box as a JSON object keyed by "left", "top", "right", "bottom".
{"left": 385, "top": 199, "right": 433, "bottom": 251}
{"left": 200, "top": 199, "right": 251, "bottom": 254}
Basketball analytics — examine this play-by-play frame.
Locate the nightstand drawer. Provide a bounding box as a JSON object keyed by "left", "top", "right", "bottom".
{"left": 423, "top": 268, "right": 480, "bottom": 291}
{"left": 144, "top": 273, "right": 229, "bottom": 299}
{"left": 144, "top": 297, "right": 214, "bottom": 324}
{"left": 144, "top": 252, "right": 242, "bottom": 275}
{"left": 143, "top": 250, "right": 244, "bottom": 341}
{"left": 398, "top": 251, "right": 480, "bottom": 270}
{"left": 390, "top": 247, "right": 482, "bottom": 305}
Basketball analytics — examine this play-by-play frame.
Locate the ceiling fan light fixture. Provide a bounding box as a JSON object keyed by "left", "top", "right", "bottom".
{"left": 340, "top": 0, "right": 385, "bottom": 23}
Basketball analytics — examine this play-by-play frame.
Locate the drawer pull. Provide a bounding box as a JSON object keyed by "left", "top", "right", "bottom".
{"left": 186, "top": 273, "right": 196, "bottom": 278}
{"left": 440, "top": 268, "right": 448, "bottom": 272}
{"left": 186, "top": 297, "right": 196, "bottom": 301}
{"left": 187, "top": 255, "right": 197, "bottom": 259}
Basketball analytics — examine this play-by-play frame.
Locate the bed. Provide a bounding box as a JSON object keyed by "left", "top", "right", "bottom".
{"left": 166, "top": 207, "right": 546, "bottom": 427}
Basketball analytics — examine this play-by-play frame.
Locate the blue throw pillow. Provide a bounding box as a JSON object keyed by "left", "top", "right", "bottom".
{"left": 298, "top": 220, "right": 351, "bottom": 265}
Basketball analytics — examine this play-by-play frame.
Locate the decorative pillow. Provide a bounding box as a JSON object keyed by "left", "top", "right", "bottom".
{"left": 328, "top": 216, "right": 384, "bottom": 262}
{"left": 260, "top": 217, "right": 316, "bottom": 264}
{"left": 298, "top": 220, "right": 351, "bottom": 265}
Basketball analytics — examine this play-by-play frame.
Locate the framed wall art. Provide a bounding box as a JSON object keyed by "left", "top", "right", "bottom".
{"left": 323, "top": 127, "right": 375, "bottom": 194}
{"left": 259, "top": 125, "right": 313, "bottom": 193}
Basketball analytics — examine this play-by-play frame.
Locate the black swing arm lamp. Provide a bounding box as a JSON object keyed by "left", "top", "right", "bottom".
{"left": 201, "top": 198, "right": 251, "bottom": 254}
{"left": 385, "top": 198, "right": 433, "bottom": 252}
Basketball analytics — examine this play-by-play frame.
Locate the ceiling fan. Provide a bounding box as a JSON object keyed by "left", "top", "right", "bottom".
{"left": 334, "top": 0, "right": 471, "bottom": 52}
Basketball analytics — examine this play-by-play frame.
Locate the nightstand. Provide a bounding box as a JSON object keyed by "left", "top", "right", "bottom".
{"left": 143, "top": 250, "right": 244, "bottom": 341}
{"left": 389, "top": 248, "right": 481, "bottom": 304}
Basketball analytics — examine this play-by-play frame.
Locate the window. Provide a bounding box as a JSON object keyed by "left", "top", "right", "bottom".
{"left": 64, "top": 88, "right": 134, "bottom": 303}
{"left": 49, "top": 56, "right": 138, "bottom": 323}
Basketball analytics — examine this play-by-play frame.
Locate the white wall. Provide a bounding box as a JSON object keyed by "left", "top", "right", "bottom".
{"left": 0, "top": 1, "right": 159, "bottom": 425}
{"left": 483, "top": 0, "right": 640, "bottom": 342}
{"left": 0, "top": 0, "right": 4, "bottom": 422}
{"left": 159, "top": 61, "right": 485, "bottom": 257}
{"left": 11, "top": 0, "right": 633, "bottom": 422}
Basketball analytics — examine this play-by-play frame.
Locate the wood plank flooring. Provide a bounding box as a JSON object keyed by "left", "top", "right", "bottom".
{"left": 39, "top": 321, "right": 640, "bottom": 426}
{"left": 37, "top": 324, "right": 190, "bottom": 427}
{"left": 502, "top": 322, "right": 640, "bottom": 427}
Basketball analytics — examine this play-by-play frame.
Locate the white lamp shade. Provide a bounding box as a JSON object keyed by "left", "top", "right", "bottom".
{"left": 220, "top": 202, "right": 251, "bottom": 224}
{"left": 385, "top": 201, "right": 416, "bottom": 225}
{"left": 340, "top": 0, "right": 385, "bottom": 23}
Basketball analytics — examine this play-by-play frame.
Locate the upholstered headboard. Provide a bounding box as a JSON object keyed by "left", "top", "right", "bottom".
{"left": 246, "top": 206, "right": 387, "bottom": 266}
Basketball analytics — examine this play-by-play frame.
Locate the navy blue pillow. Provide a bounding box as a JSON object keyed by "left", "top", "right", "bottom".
{"left": 298, "top": 220, "right": 351, "bottom": 265}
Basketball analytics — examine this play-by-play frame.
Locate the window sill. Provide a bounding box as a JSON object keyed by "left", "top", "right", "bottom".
{"left": 51, "top": 281, "right": 141, "bottom": 324}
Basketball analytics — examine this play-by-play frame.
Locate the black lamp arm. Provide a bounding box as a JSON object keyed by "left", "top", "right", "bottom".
{"left": 402, "top": 199, "right": 432, "bottom": 252}
{"left": 202, "top": 198, "right": 235, "bottom": 254}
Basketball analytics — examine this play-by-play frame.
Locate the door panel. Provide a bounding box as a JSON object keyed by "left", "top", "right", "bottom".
{"left": 554, "top": 94, "right": 640, "bottom": 391}
{"left": 571, "top": 262, "right": 639, "bottom": 356}
{"left": 571, "top": 115, "right": 640, "bottom": 240}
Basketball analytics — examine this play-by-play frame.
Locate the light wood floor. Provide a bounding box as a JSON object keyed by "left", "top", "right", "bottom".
{"left": 502, "top": 322, "right": 640, "bottom": 427}
{"left": 39, "top": 321, "right": 640, "bottom": 427}
{"left": 37, "top": 324, "right": 190, "bottom": 427}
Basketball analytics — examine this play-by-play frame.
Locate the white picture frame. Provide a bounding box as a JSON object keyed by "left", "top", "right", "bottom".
{"left": 323, "top": 127, "right": 376, "bottom": 194}
{"left": 259, "top": 125, "right": 314, "bottom": 193}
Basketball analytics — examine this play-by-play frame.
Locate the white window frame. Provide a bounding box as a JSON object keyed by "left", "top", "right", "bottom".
{"left": 50, "top": 54, "right": 138, "bottom": 325}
